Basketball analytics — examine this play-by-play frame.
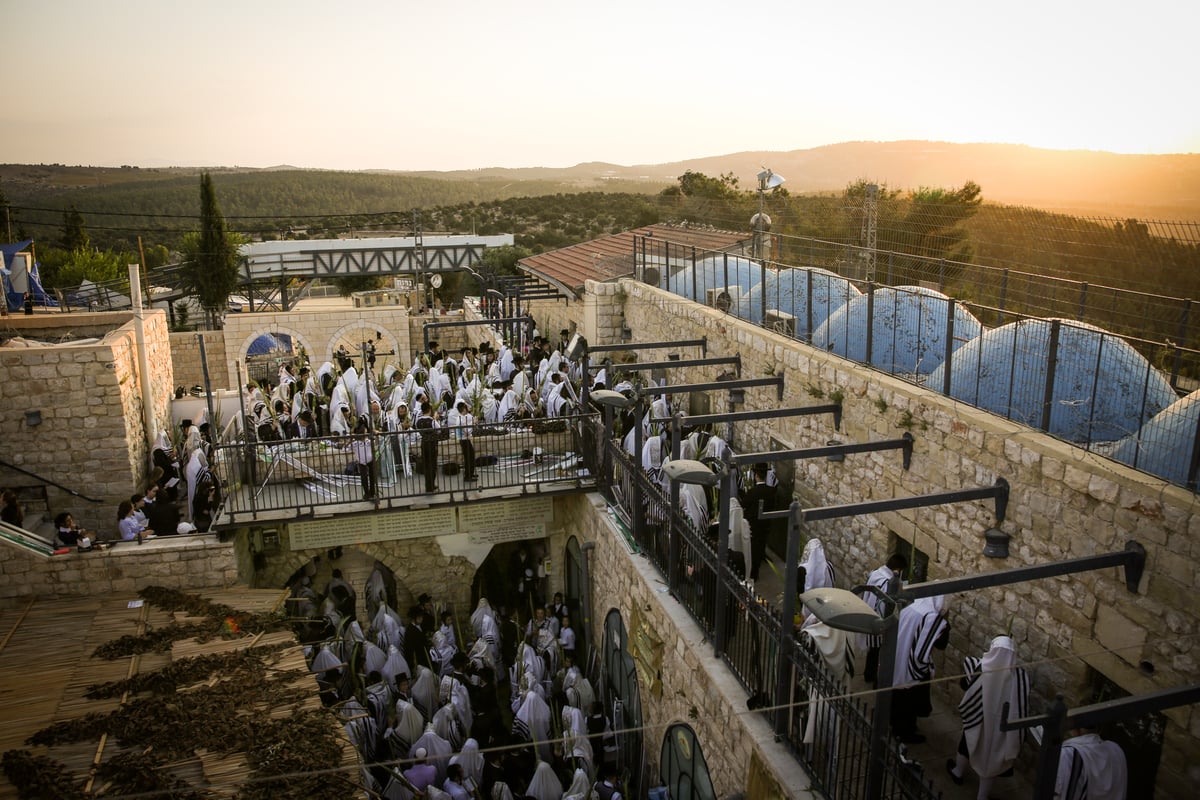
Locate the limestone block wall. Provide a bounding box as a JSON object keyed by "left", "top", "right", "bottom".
{"left": 558, "top": 492, "right": 810, "bottom": 797}
{"left": 0, "top": 310, "right": 174, "bottom": 535}
{"left": 0, "top": 538, "right": 240, "bottom": 607}
{"left": 170, "top": 330, "right": 228, "bottom": 391}
{"left": 220, "top": 307, "right": 413, "bottom": 389}
{"left": 617, "top": 278, "right": 1200, "bottom": 795}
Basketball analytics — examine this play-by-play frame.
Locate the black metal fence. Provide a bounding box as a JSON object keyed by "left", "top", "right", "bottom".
{"left": 598, "top": 428, "right": 940, "bottom": 799}
{"left": 211, "top": 414, "right": 594, "bottom": 522}
{"left": 636, "top": 235, "right": 1200, "bottom": 491}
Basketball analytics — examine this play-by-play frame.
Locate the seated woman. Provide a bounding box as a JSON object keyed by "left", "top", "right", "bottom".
{"left": 55, "top": 512, "right": 85, "bottom": 547}
{"left": 117, "top": 500, "right": 153, "bottom": 542}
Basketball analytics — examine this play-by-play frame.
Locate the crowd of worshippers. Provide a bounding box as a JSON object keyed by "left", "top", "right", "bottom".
{"left": 242, "top": 332, "right": 588, "bottom": 450}
{"left": 621, "top": 418, "right": 1129, "bottom": 798}
{"left": 294, "top": 567, "right": 621, "bottom": 800}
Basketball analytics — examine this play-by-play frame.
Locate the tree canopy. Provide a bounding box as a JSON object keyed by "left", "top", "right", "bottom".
{"left": 180, "top": 173, "right": 242, "bottom": 326}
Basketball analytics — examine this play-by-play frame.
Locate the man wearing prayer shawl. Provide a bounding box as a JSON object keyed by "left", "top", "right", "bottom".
{"left": 562, "top": 767, "right": 591, "bottom": 800}
{"left": 448, "top": 738, "right": 485, "bottom": 789}
{"left": 860, "top": 553, "right": 908, "bottom": 684}
{"left": 386, "top": 698, "right": 425, "bottom": 759}
{"left": 524, "top": 760, "right": 563, "bottom": 800}
{"left": 947, "top": 635, "right": 1031, "bottom": 798}
{"left": 1055, "top": 726, "right": 1128, "bottom": 800}
{"left": 890, "top": 594, "right": 950, "bottom": 744}
{"left": 798, "top": 616, "right": 854, "bottom": 750}
{"left": 512, "top": 689, "right": 553, "bottom": 762}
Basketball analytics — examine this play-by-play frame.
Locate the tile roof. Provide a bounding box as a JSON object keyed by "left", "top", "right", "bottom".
{"left": 518, "top": 223, "right": 752, "bottom": 297}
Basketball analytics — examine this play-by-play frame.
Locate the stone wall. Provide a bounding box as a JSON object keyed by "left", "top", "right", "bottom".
{"left": 0, "top": 310, "right": 174, "bottom": 535}
{"left": 559, "top": 492, "right": 811, "bottom": 797}
{"left": 614, "top": 277, "right": 1200, "bottom": 794}
{"left": 0, "top": 537, "right": 240, "bottom": 606}
{"left": 170, "top": 330, "right": 228, "bottom": 391}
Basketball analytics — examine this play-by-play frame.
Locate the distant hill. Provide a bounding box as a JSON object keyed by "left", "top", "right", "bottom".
{"left": 401, "top": 141, "right": 1200, "bottom": 221}
{"left": 4, "top": 140, "right": 1199, "bottom": 222}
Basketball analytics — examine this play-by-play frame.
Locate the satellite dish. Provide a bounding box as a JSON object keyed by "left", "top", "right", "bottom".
{"left": 757, "top": 168, "right": 786, "bottom": 190}
{"left": 643, "top": 266, "right": 661, "bottom": 286}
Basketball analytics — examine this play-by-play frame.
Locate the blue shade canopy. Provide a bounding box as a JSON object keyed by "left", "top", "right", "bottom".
{"left": 247, "top": 332, "right": 293, "bottom": 356}
{"left": 667, "top": 255, "right": 761, "bottom": 301}
{"left": 926, "top": 318, "right": 1177, "bottom": 443}
{"left": 734, "top": 267, "right": 862, "bottom": 331}
{"left": 1112, "top": 388, "right": 1199, "bottom": 485}
{"left": 812, "top": 286, "right": 983, "bottom": 375}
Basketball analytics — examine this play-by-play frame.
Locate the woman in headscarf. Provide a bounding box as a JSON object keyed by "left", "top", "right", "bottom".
{"left": 947, "top": 635, "right": 1030, "bottom": 798}
{"left": 523, "top": 760, "right": 562, "bottom": 800}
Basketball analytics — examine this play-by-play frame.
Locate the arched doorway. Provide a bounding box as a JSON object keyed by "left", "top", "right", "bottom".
{"left": 602, "top": 608, "right": 643, "bottom": 796}
{"left": 470, "top": 539, "right": 549, "bottom": 619}
{"left": 660, "top": 723, "right": 716, "bottom": 800}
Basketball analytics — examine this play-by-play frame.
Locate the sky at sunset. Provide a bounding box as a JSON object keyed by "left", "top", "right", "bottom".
{"left": 4, "top": 0, "right": 1197, "bottom": 171}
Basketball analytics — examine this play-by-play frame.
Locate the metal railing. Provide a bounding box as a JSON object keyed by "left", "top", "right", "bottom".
{"left": 636, "top": 234, "right": 1200, "bottom": 491}
{"left": 211, "top": 413, "right": 596, "bottom": 522}
{"left": 599, "top": 430, "right": 939, "bottom": 799}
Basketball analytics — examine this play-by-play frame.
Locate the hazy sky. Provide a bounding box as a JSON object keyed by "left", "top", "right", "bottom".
{"left": 5, "top": 0, "right": 1197, "bottom": 171}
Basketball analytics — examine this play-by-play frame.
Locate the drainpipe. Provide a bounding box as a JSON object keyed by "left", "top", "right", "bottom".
{"left": 580, "top": 541, "right": 596, "bottom": 663}
{"left": 130, "top": 264, "right": 156, "bottom": 463}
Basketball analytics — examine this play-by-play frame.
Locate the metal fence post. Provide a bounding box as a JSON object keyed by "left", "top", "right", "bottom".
{"left": 865, "top": 283, "right": 876, "bottom": 367}
{"left": 998, "top": 268, "right": 1009, "bottom": 325}
{"left": 1040, "top": 320, "right": 1062, "bottom": 433}
{"left": 943, "top": 297, "right": 955, "bottom": 396}
{"left": 713, "top": 464, "right": 734, "bottom": 659}
{"left": 774, "top": 502, "right": 802, "bottom": 738}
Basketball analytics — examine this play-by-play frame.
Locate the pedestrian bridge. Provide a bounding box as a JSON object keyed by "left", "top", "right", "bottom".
{"left": 238, "top": 234, "right": 514, "bottom": 281}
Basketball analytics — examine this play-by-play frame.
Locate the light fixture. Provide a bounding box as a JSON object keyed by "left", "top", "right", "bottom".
{"left": 24, "top": 410, "right": 42, "bottom": 426}
{"left": 826, "top": 439, "right": 844, "bottom": 463}
{"left": 590, "top": 389, "right": 634, "bottom": 409}
{"left": 662, "top": 459, "right": 720, "bottom": 487}
{"left": 729, "top": 388, "right": 746, "bottom": 405}
{"left": 799, "top": 587, "right": 886, "bottom": 635}
{"left": 983, "top": 527, "right": 1010, "bottom": 559}
{"left": 757, "top": 168, "right": 786, "bottom": 191}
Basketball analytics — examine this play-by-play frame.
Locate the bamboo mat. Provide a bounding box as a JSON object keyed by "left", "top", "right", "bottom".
{"left": 0, "top": 588, "right": 356, "bottom": 800}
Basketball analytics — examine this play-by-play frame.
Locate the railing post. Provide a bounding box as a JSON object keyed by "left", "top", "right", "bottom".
{"left": 1172, "top": 299, "right": 1191, "bottom": 390}
{"left": 713, "top": 462, "right": 734, "bottom": 659}
{"left": 998, "top": 268, "right": 1009, "bottom": 325}
{"left": 1040, "top": 320, "right": 1062, "bottom": 433}
{"left": 774, "top": 502, "right": 802, "bottom": 738}
{"left": 1031, "top": 696, "right": 1069, "bottom": 800}
{"left": 865, "top": 282, "right": 876, "bottom": 367}
{"left": 865, "top": 616, "right": 899, "bottom": 800}
{"left": 943, "top": 297, "right": 955, "bottom": 395}
{"left": 1077, "top": 281, "right": 1089, "bottom": 321}
{"left": 805, "top": 269, "right": 814, "bottom": 344}
{"left": 667, "top": 412, "right": 682, "bottom": 596}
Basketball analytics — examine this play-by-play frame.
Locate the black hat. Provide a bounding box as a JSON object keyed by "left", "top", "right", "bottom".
{"left": 181, "top": 419, "right": 193, "bottom": 428}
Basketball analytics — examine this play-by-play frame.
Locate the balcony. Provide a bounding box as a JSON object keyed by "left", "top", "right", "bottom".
{"left": 210, "top": 413, "right": 600, "bottom": 526}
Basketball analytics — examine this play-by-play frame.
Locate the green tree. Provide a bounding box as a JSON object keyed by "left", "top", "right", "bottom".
{"left": 61, "top": 205, "right": 90, "bottom": 252}
{"left": 883, "top": 180, "right": 982, "bottom": 286}
{"left": 180, "top": 173, "right": 242, "bottom": 327}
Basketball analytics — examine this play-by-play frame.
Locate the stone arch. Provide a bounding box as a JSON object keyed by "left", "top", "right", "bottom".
{"left": 229, "top": 323, "right": 318, "bottom": 389}
{"left": 327, "top": 320, "right": 402, "bottom": 372}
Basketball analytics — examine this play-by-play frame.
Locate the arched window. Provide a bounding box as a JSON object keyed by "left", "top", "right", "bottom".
{"left": 660, "top": 723, "right": 716, "bottom": 800}
{"left": 602, "top": 609, "right": 643, "bottom": 794}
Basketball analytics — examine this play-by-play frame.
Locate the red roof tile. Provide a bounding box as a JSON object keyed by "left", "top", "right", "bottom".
{"left": 519, "top": 223, "right": 752, "bottom": 297}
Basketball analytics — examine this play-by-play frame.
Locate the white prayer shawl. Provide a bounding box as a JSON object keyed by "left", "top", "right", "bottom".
{"left": 433, "top": 703, "right": 466, "bottom": 750}
{"left": 1055, "top": 733, "right": 1127, "bottom": 800}
{"left": 800, "top": 618, "right": 853, "bottom": 745}
{"left": 727, "top": 498, "right": 752, "bottom": 557}
{"left": 382, "top": 646, "right": 411, "bottom": 694}
{"left": 389, "top": 700, "right": 425, "bottom": 755}
{"left": 892, "top": 595, "right": 948, "bottom": 689}
{"left": 341, "top": 699, "right": 376, "bottom": 759}
{"left": 330, "top": 402, "right": 353, "bottom": 435}
{"left": 519, "top": 642, "right": 545, "bottom": 685}
{"left": 471, "top": 599, "right": 496, "bottom": 638}
{"left": 641, "top": 435, "right": 664, "bottom": 473}
{"left": 680, "top": 482, "right": 710, "bottom": 533}
{"left": 498, "top": 389, "right": 518, "bottom": 422}
{"left": 622, "top": 426, "right": 638, "bottom": 457}
{"left": 316, "top": 360, "right": 335, "bottom": 387}
{"left": 364, "top": 641, "right": 389, "bottom": 677}
{"left": 592, "top": 367, "right": 607, "bottom": 390}
{"left": 410, "top": 725, "right": 454, "bottom": 785}
{"left": 701, "top": 433, "right": 727, "bottom": 462}
{"left": 491, "top": 783, "right": 515, "bottom": 800}
{"left": 960, "top": 636, "right": 1030, "bottom": 779}
{"left": 449, "top": 738, "right": 485, "bottom": 787}
{"left": 184, "top": 449, "right": 208, "bottom": 522}
{"left": 433, "top": 629, "right": 457, "bottom": 677}
{"left": 859, "top": 565, "right": 900, "bottom": 651}
{"left": 513, "top": 690, "right": 552, "bottom": 761}
{"left": 331, "top": 380, "right": 351, "bottom": 415}
{"left": 801, "top": 538, "right": 836, "bottom": 592}
{"left": 546, "top": 386, "right": 570, "bottom": 417}
{"left": 372, "top": 605, "right": 406, "bottom": 652}
{"left": 524, "top": 760, "right": 563, "bottom": 800}
{"left": 310, "top": 644, "right": 341, "bottom": 674}
{"left": 562, "top": 705, "right": 593, "bottom": 768}
{"left": 562, "top": 768, "right": 591, "bottom": 800}
{"left": 440, "top": 675, "right": 473, "bottom": 733}
{"left": 478, "top": 615, "right": 501, "bottom": 665}
{"left": 365, "top": 569, "right": 387, "bottom": 619}
{"left": 412, "top": 665, "right": 439, "bottom": 721}
{"left": 468, "top": 638, "right": 495, "bottom": 672}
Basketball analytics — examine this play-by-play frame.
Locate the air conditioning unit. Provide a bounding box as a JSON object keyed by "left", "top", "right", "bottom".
{"left": 764, "top": 309, "right": 797, "bottom": 337}
{"left": 705, "top": 286, "right": 742, "bottom": 312}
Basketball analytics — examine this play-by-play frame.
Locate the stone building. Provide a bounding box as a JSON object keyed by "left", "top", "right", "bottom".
{"left": 2, "top": 233, "right": 1198, "bottom": 798}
